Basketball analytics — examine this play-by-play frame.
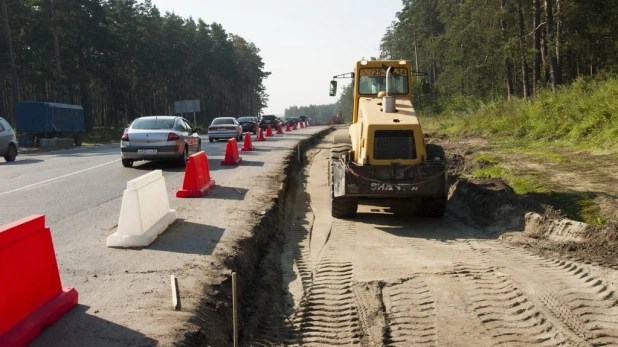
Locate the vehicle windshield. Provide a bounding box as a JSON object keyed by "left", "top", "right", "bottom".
{"left": 237, "top": 117, "right": 255, "bottom": 122}
{"left": 131, "top": 118, "right": 175, "bottom": 130}
{"left": 358, "top": 68, "right": 409, "bottom": 95}
{"left": 261, "top": 116, "right": 276, "bottom": 120}
{"left": 212, "top": 118, "right": 234, "bottom": 125}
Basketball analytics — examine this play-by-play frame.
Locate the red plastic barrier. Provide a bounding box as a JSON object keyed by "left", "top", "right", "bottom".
{"left": 285, "top": 123, "right": 291, "bottom": 132}
{"left": 256, "top": 128, "right": 266, "bottom": 142}
{"left": 221, "top": 138, "right": 242, "bottom": 166}
{"left": 266, "top": 125, "right": 273, "bottom": 137}
{"left": 176, "top": 151, "right": 216, "bottom": 198}
{"left": 0, "top": 215, "right": 78, "bottom": 347}
{"left": 241, "top": 132, "right": 254, "bottom": 151}
{"left": 276, "top": 124, "right": 283, "bottom": 135}
{"left": 292, "top": 122, "right": 298, "bottom": 130}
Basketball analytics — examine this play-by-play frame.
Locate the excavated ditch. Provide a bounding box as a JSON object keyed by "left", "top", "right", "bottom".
{"left": 178, "top": 127, "right": 334, "bottom": 347}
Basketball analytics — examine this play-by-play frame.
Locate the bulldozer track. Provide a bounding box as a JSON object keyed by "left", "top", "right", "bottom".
{"left": 288, "top": 220, "right": 360, "bottom": 346}
{"left": 382, "top": 277, "right": 438, "bottom": 346}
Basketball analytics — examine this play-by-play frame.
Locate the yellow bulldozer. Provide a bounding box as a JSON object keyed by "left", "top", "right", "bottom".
{"left": 328, "top": 60, "right": 447, "bottom": 218}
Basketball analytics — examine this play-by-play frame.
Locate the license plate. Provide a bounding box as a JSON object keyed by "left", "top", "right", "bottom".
{"left": 137, "top": 149, "right": 158, "bottom": 155}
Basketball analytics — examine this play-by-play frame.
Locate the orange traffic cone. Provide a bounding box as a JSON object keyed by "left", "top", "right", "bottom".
{"left": 276, "top": 124, "right": 284, "bottom": 134}
{"left": 256, "top": 128, "right": 266, "bottom": 141}
{"left": 285, "top": 122, "right": 291, "bottom": 132}
{"left": 177, "top": 151, "right": 216, "bottom": 197}
{"left": 221, "top": 138, "right": 242, "bottom": 166}
{"left": 292, "top": 122, "right": 298, "bottom": 130}
{"left": 266, "top": 125, "right": 273, "bottom": 137}
{"left": 300, "top": 121, "right": 305, "bottom": 128}
{"left": 241, "top": 132, "right": 254, "bottom": 151}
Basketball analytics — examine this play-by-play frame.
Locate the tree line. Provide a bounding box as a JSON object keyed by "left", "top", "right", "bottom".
{"left": 284, "top": 104, "right": 338, "bottom": 124}
{"left": 380, "top": 0, "right": 618, "bottom": 102}
{"left": 0, "top": 0, "right": 269, "bottom": 131}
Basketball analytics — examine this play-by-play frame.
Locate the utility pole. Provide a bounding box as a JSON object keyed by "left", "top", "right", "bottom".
{"left": 1, "top": 0, "right": 19, "bottom": 123}
{"left": 50, "top": 0, "right": 63, "bottom": 102}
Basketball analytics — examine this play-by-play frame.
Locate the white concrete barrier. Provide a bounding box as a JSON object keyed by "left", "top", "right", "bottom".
{"left": 106, "top": 170, "right": 177, "bottom": 248}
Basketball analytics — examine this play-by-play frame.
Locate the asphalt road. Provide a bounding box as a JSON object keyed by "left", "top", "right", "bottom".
{"left": 0, "top": 126, "right": 328, "bottom": 346}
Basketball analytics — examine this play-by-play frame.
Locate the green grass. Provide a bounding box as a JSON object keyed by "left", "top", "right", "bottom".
{"left": 419, "top": 75, "right": 618, "bottom": 226}
{"left": 473, "top": 153, "right": 501, "bottom": 165}
{"left": 420, "top": 74, "right": 618, "bottom": 151}
{"left": 549, "top": 192, "right": 608, "bottom": 226}
{"left": 470, "top": 165, "right": 509, "bottom": 179}
{"left": 467, "top": 160, "right": 607, "bottom": 225}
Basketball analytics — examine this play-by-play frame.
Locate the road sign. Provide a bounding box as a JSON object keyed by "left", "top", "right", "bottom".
{"left": 174, "top": 100, "right": 200, "bottom": 114}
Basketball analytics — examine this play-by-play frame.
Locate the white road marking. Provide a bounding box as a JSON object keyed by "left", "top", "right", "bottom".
{"left": 0, "top": 159, "right": 120, "bottom": 197}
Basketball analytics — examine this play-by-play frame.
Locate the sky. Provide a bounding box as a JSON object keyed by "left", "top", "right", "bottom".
{"left": 149, "top": 0, "right": 403, "bottom": 116}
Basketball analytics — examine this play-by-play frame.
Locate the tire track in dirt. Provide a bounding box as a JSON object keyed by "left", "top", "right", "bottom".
{"left": 455, "top": 262, "right": 570, "bottom": 346}
{"left": 382, "top": 277, "right": 438, "bottom": 346}
{"left": 288, "top": 219, "right": 360, "bottom": 346}
{"left": 489, "top": 245, "right": 618, "bottom": 346}
{"left": 455, "top": 239, "right": 573, "bottom": 346}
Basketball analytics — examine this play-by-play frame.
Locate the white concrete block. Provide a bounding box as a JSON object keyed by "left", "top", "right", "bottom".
{"left": 107, "top": 170, "right": 177, "bottom": 248}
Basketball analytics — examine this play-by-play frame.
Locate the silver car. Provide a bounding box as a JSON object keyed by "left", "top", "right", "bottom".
{"left": 208, "top": 117, "right": 243, "bottom": 142}
{"left": 0, "top": 117, "right": 18, "bottom": 162}
{"left": 120, "top": 116, "right": 201, "bottom": 168}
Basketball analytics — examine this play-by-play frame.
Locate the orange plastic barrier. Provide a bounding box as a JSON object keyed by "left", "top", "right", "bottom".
{"left": 276, "top": 124, "right": 283, "bottom": 134}
{"left": 0, "top": 215, "right": 78, "bottom": 347}
{"left": 221, "top": 138, "right": 242, "bottom": 166}
{"left": 241, "top": 132, "right": 254, "bottom": 151}
{"left": 256, "top": 128, "right": 266, "bottom": 142}
{"left": 266, "top": 125, "right": 273, "bottom": 137}
{"left": 292, "top": 122, "right": 298, "bottom": 130}
{"left": 285, "top": 123, "right": 291, "bottom": 132}
{"left": 176, "top": 151, "right": 216, "bottom": 198}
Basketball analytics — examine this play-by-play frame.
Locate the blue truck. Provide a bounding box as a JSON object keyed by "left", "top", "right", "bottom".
{"left": 16, "top": 102, "right": 85, "bottom": 146}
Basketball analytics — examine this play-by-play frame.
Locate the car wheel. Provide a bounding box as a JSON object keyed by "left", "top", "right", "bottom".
{"left": 209, "top": 138, "right": 214, "bottom": 143}
{"left": 121, "top": 158, "right": 133, "bottom": 168}
{"left": 4, "top": 144, "right": 17, "bottom": 162}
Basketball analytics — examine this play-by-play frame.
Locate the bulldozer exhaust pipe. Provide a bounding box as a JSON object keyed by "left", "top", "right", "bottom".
{"left": 383, "top": 67, "right": 396, "bottom": 113}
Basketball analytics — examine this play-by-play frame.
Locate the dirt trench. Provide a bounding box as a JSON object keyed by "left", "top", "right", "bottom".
{"left": 239, "top": 134, "right": 618, "bottom": 347}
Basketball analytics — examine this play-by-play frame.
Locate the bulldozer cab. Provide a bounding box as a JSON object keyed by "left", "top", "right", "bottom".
{"left": 352, "top": 60, "right": 413, "bottom": 124}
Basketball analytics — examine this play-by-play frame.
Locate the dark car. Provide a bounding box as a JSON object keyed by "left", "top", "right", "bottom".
{"left": 258, "top": 115, "right": 279, "bottom": 130}
{"left": 287, "top": 117, "right": 299, "bottom": 126}
{"left": 237, "top": 116, "right": 258, "bottom": 134}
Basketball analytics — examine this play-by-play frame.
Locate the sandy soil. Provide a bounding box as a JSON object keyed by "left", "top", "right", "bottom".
{"left": 243, "top": 133, "right": 618, "bottom": 346}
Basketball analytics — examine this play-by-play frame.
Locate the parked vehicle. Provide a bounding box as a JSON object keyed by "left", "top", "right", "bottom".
{"left": 237, "top": 116, "right": 258, "bottom": 134}
{"left": 0, "top": 117, "right": 18, "bottom": 162}
{"left": 208, "top": 117, "right": 243, "bottom": 142}
{"left": 120, "top": 116, "right": 201, "bottom": 168}
{"left": 16, "top": 102, "right": 85, "bottom": 146}
{"left": 287, "top": 117, "right": 299, "bottom": 126}
{"left": 258, "top": 115, "right": 279, "bottom": 130}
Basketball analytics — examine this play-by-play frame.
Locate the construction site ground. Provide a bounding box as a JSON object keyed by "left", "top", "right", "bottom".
{"left": 232, "top": 130, "right": 618, "bottom": 346}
